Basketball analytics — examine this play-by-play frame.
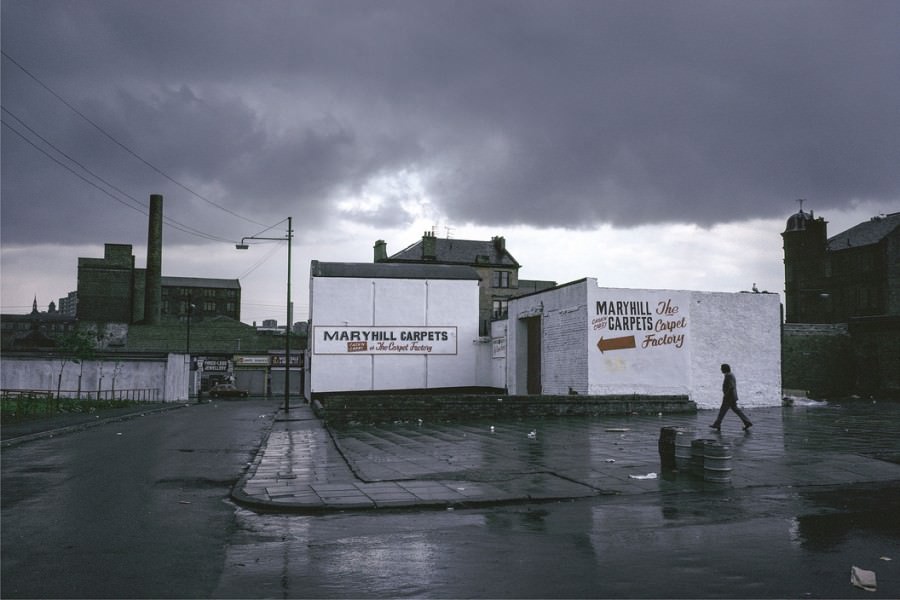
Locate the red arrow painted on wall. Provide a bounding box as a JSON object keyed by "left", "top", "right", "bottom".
{"left": 597, "top": 335, "right": 636, "bottom": 353}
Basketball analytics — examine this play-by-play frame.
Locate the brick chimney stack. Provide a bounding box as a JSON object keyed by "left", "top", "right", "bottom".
{"left": 422, "top": 231, "right": 437, "bottom": 260}
{"left": 144, "top": 194, "right": 163, "bottom": 325}
{"left": 374, "top": 239, "right": 387, "bottom": 262}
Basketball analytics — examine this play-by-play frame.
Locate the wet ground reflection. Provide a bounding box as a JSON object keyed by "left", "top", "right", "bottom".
{"left": 217, "top": 400, "right": 900, "bottom": 598}
{"left": 217, "top": 480, "right": 900, "bottom": 598}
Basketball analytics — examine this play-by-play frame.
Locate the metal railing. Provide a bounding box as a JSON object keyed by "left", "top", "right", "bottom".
{"left": 1, "top": 388, "right": 161, "bottom": 420}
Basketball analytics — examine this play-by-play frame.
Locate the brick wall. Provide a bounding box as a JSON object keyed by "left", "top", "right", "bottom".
{"left": 781, "top": 323, "right": 853, "bottom": 397}
{"left": 314, "top": 392, "right": 696, "bottom": 425}
{"left": 887, "top": 230, "right": 900, "bottom": 315}
{"left": 542, "top": 305, "right": 589, "bottom": 394}
{"left": 849, "top": 316, "right": 900, "bottom": 396}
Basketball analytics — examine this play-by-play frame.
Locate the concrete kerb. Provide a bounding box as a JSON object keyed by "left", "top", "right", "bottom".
{"left": 0, "top": 402, "right": 188, "bottom": 448}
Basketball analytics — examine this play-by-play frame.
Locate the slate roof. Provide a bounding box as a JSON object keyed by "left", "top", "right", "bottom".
{"left": 388, "top": 238, "right": 520, "bottom": 267}
{"left": 161, "top": 276, "right": 241, "bottom": 289}
{"left": 827, "top": 212, "right": 900, "bottom": 251}
{"left": 311, "top": 261, "right": 481, "bottom": 281}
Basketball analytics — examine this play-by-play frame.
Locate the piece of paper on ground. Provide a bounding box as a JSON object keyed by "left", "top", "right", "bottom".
{"left": 850, "top": 565, "right": 877, "bottom": 592}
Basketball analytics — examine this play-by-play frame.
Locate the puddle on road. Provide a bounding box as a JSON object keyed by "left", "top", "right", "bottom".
{"left": 216, "top": 485, "right": 900, "bottom": 599}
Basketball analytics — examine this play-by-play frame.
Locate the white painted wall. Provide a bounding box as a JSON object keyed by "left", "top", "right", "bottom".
{"left": 688, "top": 290, "right": 782, "bottom": 408}
{"left": 0, "top": 354, "right": 189, "bottom": 402}
{"left": 309, "top": 275, "right": 482, "bottom": 394}
{"left": 506, "top": 281, "right": 590, "bottom": 395}
{"left": 587, "top": 286, "right": 692, "bottom": 397}
{"left": 506, "top": 279, "right": 782, "bottom": 408}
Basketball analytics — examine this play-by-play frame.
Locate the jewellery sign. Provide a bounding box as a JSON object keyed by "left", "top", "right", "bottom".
{"left": 313, "top": 326, "right": 458, "bottom": 355}
{"left": 589, "top": 289, "right": 690, "bottom": 386}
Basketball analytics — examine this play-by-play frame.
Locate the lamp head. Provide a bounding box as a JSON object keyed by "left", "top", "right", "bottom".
{"left": 235, "top": 243, "right": 249, "bottom": 250}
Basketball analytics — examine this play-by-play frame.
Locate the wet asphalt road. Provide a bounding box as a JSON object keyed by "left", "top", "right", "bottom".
{"left": 3, "top": 399, "right": 899, "bottom": 598}
{"left": 1, "top": 399, "right": 276, "bottom": 599}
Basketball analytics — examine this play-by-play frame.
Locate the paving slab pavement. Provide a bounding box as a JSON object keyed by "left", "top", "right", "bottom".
{"left": 231, "top": 398, "right": 900, "bottom": 512}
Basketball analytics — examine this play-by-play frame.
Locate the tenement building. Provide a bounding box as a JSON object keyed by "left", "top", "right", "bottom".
{"left": 374, "top": 232, "right": 556, "bottom": 335}
{"left": 783, "top": 209, "right": 900, "bottom": 323}
{"left": 782, "top": 208, "right": 899, "bottom": 397}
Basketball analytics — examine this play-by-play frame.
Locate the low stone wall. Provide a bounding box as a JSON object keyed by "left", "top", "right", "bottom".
{"left": 313, "top": 392, "right": 696, "bottom": 425}
{"left": 782, "top": 323, "right": 853, "bottom": 398}
{"left": 849, "top": 315, "right": 900, "bottom": 397}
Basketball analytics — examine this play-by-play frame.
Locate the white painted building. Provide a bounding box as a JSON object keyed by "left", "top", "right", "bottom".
{"left": 307, "top": 263, "right": 782, "bottom": 408}
{"left": 307, "top": 261, "right": 488, "bottom": 397}
{"left": 500, "top": 278, "right": 782, "bottom": 408}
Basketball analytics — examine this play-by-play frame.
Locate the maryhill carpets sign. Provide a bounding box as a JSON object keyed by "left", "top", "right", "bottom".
{"left": 592, "top": 297, "right": 687, "bottom": 352}
{"left": 313, "top": 326, "right": 458, "bottom": 355}
{"left": 589, "top": 289, "right": 690, "bottom": 387}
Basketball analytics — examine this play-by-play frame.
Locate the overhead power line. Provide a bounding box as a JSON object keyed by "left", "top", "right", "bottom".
{"left": 2, "top": 109, "right": 233, "bottom": 243}
{"left": 237, "top": 242, "right": 283, "bottom": 280}
{"left": 2, "top": 119, "right": 148, "bottom": 217}
{"left": 1, "top": 50, "right": 269, "bottom": 227}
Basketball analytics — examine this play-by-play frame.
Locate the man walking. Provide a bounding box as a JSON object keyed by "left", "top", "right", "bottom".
{"left": 710, "top": 363, "right": 752, "bottom": 431}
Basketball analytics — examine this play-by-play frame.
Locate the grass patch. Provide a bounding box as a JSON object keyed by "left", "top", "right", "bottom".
{"left": 1, "top": 393, "right": 155, "bottom": 422}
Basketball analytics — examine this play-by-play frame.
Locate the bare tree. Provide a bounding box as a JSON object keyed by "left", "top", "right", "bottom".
{"left": 55, "top": 329, "right": 97, "bottom": 400}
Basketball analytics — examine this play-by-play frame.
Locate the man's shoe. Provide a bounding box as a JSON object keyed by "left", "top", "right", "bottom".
{"left": 709, "top": 424, "right": 720, "bottom": 431}
{"left": 743, "top": 422, "right": 753, "bottom": 431}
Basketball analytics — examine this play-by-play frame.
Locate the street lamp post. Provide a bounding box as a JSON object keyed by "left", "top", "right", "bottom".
{"left": 237, "top": 217, "right": 293, "bottom": 413}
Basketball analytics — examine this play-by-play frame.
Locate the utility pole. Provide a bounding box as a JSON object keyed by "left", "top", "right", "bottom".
{"left": 237, "top": 217, "right": 293, "bottom": 413}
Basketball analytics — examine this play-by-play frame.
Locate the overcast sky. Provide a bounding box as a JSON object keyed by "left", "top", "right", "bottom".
{"left": 2, "top": 0, "right": 898, "bottom": 324}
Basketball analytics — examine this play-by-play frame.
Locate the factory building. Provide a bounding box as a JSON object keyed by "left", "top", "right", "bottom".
{"left": 76, "top": 195, "right": 241, "bottom": 325}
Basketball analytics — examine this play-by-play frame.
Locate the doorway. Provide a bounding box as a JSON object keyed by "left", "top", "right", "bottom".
{"left": 525, "top": 316, "right": 542, "bottom": 394}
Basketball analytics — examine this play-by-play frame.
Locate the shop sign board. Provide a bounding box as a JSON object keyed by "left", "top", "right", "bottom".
{"left": 202, "top": 359, "right": 230, "bottom": 372}
{"left": 492, "top": 335, "right": 506, "bottom": 358}
{"left": 270, "top": 353, "right": 303, "bottom": 367}
{"left": 234, "top": 356, "right": 270, "bottom": 366}
{"left": 313, "top": 326, "right": 458, "bottom": 355}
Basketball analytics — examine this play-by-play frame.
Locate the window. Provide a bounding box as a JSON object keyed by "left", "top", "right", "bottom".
{"left": 492, "top": 270, "right": 511, "bottom": 288}
{"left": 492, "top": 299, "right": 508, "bottom": 319}
{"left": 203, "top": 301, "right": 216, "bottom": 312}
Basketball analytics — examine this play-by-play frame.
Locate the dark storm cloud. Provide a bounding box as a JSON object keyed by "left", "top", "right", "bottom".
{"left": 2, "top": 0, "right": 898, "bottom": 246}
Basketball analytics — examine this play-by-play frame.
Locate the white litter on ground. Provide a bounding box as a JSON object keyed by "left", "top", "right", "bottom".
{"left": 628, "top": 472, "right": 657, "bottom": 480}
{"left": 850, "top": 566, "right": 877, "bottom": 592}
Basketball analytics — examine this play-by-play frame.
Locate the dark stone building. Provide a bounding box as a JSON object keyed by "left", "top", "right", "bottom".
{"left": 783, "top": 209, "right": 900, "bottom": 323}
{"left": 0, "top": 297, "right": 77, "bottom": 350}
{"left": 374, "top": 232, "right": 556, "bottom": 335}
{"left": 75, "top": 244, "right": 241, "bottom": 324}
{"left": 77, "top": 243, "right": 138, "bottom": 323}
{"left": 161, "top": 277, "right": 241, "bottom": 322}
{"left": 782, "top": 208, "right": 899, "bottom": 397}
